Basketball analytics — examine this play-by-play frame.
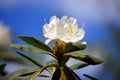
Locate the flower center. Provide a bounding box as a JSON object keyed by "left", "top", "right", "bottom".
{"left": 66, "top": 26, "right": 74, "bottom": 35}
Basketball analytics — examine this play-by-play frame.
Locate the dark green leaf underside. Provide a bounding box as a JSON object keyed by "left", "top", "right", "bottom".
{"left": 52, "top": 68, "right": 61, "bottom": 80}
{"left": 61, "top": 66, "right": 77, "bottom": 80}
{"left": 83, "top": 74, "right": 98, "bottom": 80}
{"left": 69, "top": 68, "right": 81, "bottom": 80}
{"left": 0, "top": 64, "right": 6, "bottom": 73}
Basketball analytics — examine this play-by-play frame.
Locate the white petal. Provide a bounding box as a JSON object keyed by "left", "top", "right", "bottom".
{"left": 45, "top": 39, "right": 52, "bottom": 44}
{"left": 50, "top": 16, "right": 59, "bottom": 23}
{"left": 82, "top": 42, "right": 87, "bottom": 45}
{"left": 66, "top": 17, "right": 77, "bottom": 25}
{"left": 74, "top": 29, "right": 85, "bottom": 41}
{"left": 50, "top": 16, "right": 57, "bottom": 21}
{"left": 61, "top": 16, "right": 67, "bottom": 22}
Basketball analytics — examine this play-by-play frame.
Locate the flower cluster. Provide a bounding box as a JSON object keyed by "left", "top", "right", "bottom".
{"left": 43, "top": 16, "right": 85, "bottom": 44}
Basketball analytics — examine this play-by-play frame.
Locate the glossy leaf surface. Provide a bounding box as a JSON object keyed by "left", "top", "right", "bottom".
{"left": 9, "top": 44, "right": 56, "bottom": 59}
{"left": 63, "top": 52, "right": 103, "bottom": 65}
{"left": 69, "top": 63, "right": 89, "bottom": 70}
{"left": 17, "top": 36, "right": 52, "bottom": 53}
{"left": 65, "top": 42, "right": 86, "bottom": 53}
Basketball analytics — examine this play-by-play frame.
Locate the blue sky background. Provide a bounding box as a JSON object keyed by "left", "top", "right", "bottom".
{"left": 0, "top": 0, "right": 109, "bottom": 43}
{"left": 0, "top": 0, "right": 120, "bottom": 80}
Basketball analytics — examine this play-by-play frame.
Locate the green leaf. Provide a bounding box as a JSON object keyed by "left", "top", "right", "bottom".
{"left": 0, "top": 64, "right": 6, "bottom": 73}
{"left": 83, "top": 74, "right": 98, "bottom": 80}
{"left": 63, "top": 52, "right": 103, "bottom": 65}
{"left": 60, "top": 66, "right": 77, "bottom": 80}
{"left": 9, "top": 44, "right": 48, "bottom": 53}
{"left": 26, "top": 64, "right": 58, "bottom": 80}
{"left": 16, "top": 52, "right": 43, "bottom": 67}
{"left": 69, "top": 63, "right": 89, "bottom": 70}
{"left": 61, "top": 57, "right": 70, "bottom": 66}
{"left": 9, "top": 44, "right": 56, "bottom": 59}
{"left": 20, "top": 68, "right": 50, "bottom": 78}
{"left": 0, "top": 69, "right": 27, "bottom": 80}
{"left": 46, "top": 59, "right": 58, "bottom": 65}
{"left": 38, "top": 75, "right": 51, "bottom": 78}
{"left": 17, "top": 36, "right": 52, "bottom": 53}
{"left": 16, "top": 52, "right": 53, "bottom": 76}
{"left": 13, "top": 78, "right": 26, "bottom": 80}
{"left": 20, "top": 68, "right": 42, "bottom": 76}
{"left": 46, "top": 60, "right": 58, "bottom": 73}
{"left": 52, "top": 68, "right": 61, "bottom": 80}
{"left": 26, "top": 68, "right": 43, "bottom": 80}
{"left": 68, "top": 68, "right": 81, "bottom": 80}
{"left": 63, "top": 42, "right": 87, "bottom": 65}
{"left": 65, "top": 42, "right": 86, "bottom": 53}
{"left": 26, "top": 70, "right": 40, "bottom": 80}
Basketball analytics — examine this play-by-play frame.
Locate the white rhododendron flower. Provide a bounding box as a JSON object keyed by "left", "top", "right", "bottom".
{"left": 43, "top": 16, "right": 85, "bottom": 44}
{"left": 0, "top": 22, "right": 11, "bottom": 46}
